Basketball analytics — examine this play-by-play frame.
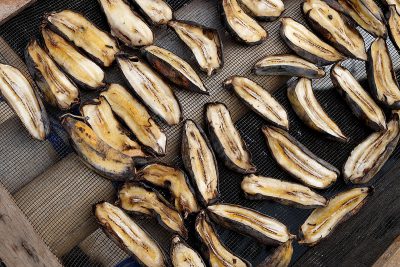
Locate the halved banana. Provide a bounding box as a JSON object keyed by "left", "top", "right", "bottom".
{"left": 331, "top": 63, "right": 386, "bottom": 131}
{"left": 253, "top": 54, "right": 326, "bottom": 79}
{"left": 238, "top": 0, "right": 284, "bottom": 21}
{"left": 170, "top": 235, "right": 206, "bottom": 267}
{"left": 131, "top": 0, "right": 173, "bottom": 25}
{"left": 117, "top": 55, "right": 181, "bottom": 126}
{"left": 168, "top": 20, "right": 223, "bottom": 76}
{"left": 142, "top": 45, "right": 207, "bottom": 94}
{"left": 299, "top": 187, "right": 372, "bottom": 246}
{"left": 303, "top": 0, "right": 367, "bottom": 61}
{"left": 80, "top": 96, "right": 147, "bottom": 158}
{"left": 383, "top": 0, "right": 400, "bottom": 13}
{"left": 258, "top": 241, "right": 293, "bottom": 267}
{"left": 241, "top": 174, "right": 327, "bottom": 208}
{"left": 224, "top": 76, "right": 289, "bottom": 130}
{"left": 182, "top": 120, "right": 219, "bottom": 206}
{"left": 98, "top": 0, "right": 153, "bottom": 47}
{"left": 0, "top": 63, "right": 50, "bottom": 140}
{"left": 45, "top": 10, "right": 119, "bottom": 67}
{"left": 343, "top": 114, "right": 400, "bottom": 184}
{"left": 207, "top": 203, "right": 294, "bottom": 245}
{"left": 287, "top": 78, "right": 347, "bottom": 142}
{"left": 61, "top": 114, "right": 135, "bottom": 181}
{"left": 337, "top": 0, "right": 387, "bottom": 38}
{"left": 25, "top": 39, "right": 80, "bottom": 110}
{"left": 367, "top": 38, "right": 400, "bottom": 109}
{"left": 205, "top": 102, "right": 256, "bottom": 174}
{"left": 262, "top": 126, "right": 339, "bottom": 189}
{"left": 94, "top": 202, "right": 167, "bottom": 267}
{"left": 388, "top": 5, "right": 400, "bottom": 51}
{"left": 220, "top": 0, "right": 268, "bottom": 45}
{"left": 280, "top": 17, "right": 345, "bottom": 66}
{"left": 100, "top": 84, "right": 166, "bottom": 156}
{"left": 42, "top": 28, "right": 105, "bottom": 90}
{"left": 136, "top": 163, "right": 200, "bottom": 218}
{"left": 118, "top": 183, "right": 187, "bottom": 238}
{"left": 195, "top": 211, "right": 251, "bottom": 267}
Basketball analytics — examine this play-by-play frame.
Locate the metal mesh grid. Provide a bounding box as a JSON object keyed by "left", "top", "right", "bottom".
{"left": 0, "top": 0, "right": 400, "bottom": 266}
{"left": 13, "top": 154, "right": 116, "bottom": 257}
{"left": 0, "top": 116, "right": 61, "bottom": 194}
{"left": 78, "top": 229, "right": 129, "bottom": 267}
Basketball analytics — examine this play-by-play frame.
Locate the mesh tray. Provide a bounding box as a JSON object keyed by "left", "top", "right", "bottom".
{"left": 1, "top": 0, "right": 400, "bottom": 266}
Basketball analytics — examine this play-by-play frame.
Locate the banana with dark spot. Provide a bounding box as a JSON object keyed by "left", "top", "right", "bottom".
{"left": 303, "top": 0, "right": 367, "bottom": 61}
{"left": 100, "top": 84, "right": 167, "bottom": 156}
{"left": 142, "top": 45, "right": 208, "bottom": 94}
{"left": 337, "top": 0, "right": 387, "bottom": 38}
{"left": 44, "top": 10, "right": 119, "bottom": 67}
{"left": 61, "top": 114, "right": 135, "bottom": 181}
{"left": 80, "top": 96, "right": 148, "bottom": 158}
{"left": 118, "top": 183, "right": 188, "bottom": 238}
{"left": 25, "top": 39, "right": 80, "bottom": 110}
{"left": 42, "top": 28, "right": 105, "bottom": 90}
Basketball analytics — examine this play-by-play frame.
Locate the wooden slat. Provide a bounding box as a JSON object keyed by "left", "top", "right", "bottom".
{"left": 0, "top": 0, "right": 36, "bottom": 25}
{"left": 374, "top": 236, "right": 400, "bottom": 267}
{"left": 0, "top": 183, "right": 61, "bottom": 267}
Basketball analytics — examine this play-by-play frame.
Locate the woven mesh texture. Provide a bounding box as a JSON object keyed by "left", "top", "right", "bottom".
{"left": 1, "top": 0, "right": 400, "bottom": 266}
{"left": 78, "top": 229, "right": 129, "bottom": 267}
{"left": 0, "top": 116, "right": 60, "bottom": 194}
{"left": 13, "top": 154, "right": 116, "bottom": 256}
{"left": 209, "top": 86, "right": 400, "bottom": 264}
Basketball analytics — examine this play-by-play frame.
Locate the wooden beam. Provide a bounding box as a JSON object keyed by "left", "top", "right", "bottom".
{"left": 0, "top": 0, "right": 36, "bottom": 25}
{"left": 0, "top": 183, "right": 62, "bottom": 267}
{"left": 374, "top": 236, "right": 400, "bottom": 267}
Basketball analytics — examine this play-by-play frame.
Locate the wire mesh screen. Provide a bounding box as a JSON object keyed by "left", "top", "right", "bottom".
{"left": 209, "top": 84, "right": 395, "bottom": 264}
{"left": 1, "top": 0, "right": 400, "bottom": 266}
